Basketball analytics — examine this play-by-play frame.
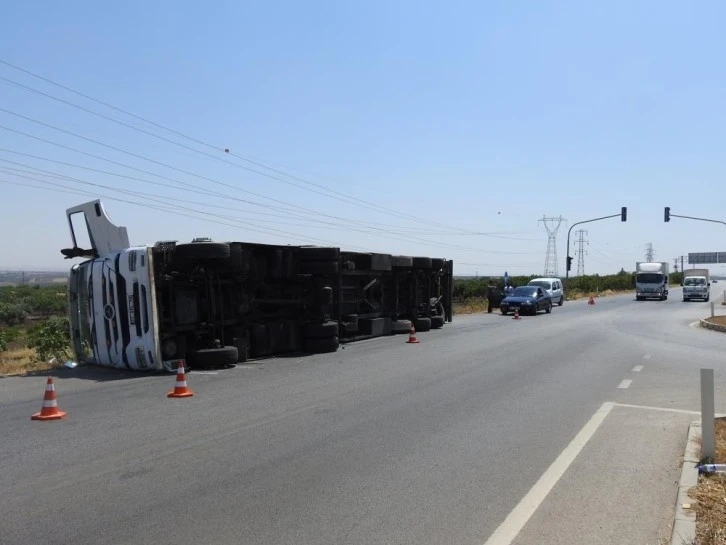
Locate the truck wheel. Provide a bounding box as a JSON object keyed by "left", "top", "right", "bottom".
{"left": 303, "top": 336, "right": 339, "bottom": 354}
{"left": 412, "top": 257, "right": 432, "bottom": 269}
{"left": 188, "top": 346, "right": 239, "bottom": 368}
{"left": 413, "top": 317, "right": 431, "bottom": 332}
{"left": 391, "top": 255, "right": 413, "bottom": 268}
{"left": 175, "top": 242, "right": 230, "bottom": 261}
{"left": 302, "top": 321, "right": 339, "bottom": 339}
{"left": 431, "top": 258, "right": 444, "bottom": 270}
{"left": 392, "top": 319, "right": 412, "bottom": 334}
{"left": 431, "top": 316, "right": 445, "bottom": 329}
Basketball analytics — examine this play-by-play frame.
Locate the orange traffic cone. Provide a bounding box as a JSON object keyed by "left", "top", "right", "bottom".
{"left": 167, "top": 361, "right": 194, "bottom": 398}
{"left": 588, "top": 296, "right": 595, "bottom": 305}
{"left": 406, "top": 324, "right": 420, "bottom": 344}
{"left": 513, "top": 309, "right": 521, "bottom": 320}
{"left": 31, "top": 377, "right": 67, "bottom": 421}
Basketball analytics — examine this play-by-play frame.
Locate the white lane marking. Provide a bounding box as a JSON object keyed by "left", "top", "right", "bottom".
{"left": 481, "top": 402, "right": 614, "bottom": 545}
{"left": 613, "top": 402, "right": 726, "bottom": 417}
{"left": 189, "top": 371, "right": 219, "bottom": 375}
{"left": 632, "top": 365, "right": 643, "bottom": 373}
{"left": 617, "top": 379, "right": 632, "bottom": 389}
{"left": 643, "top": 354, "right": 651, "bottom": 360}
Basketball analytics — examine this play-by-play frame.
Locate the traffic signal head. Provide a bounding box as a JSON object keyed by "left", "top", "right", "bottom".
{"left": 621, "top": 206, "right": 627, "bottom": 222}
{"left": 664, "top": 206, "right": 671, "bottom": 222}
{"left": 566, "top": 256, "right": 573, "bottom": 271}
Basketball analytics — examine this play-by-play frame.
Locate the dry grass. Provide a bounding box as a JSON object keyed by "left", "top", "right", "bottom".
{"left": 690, "top": 418, "right": 726, "bottom": 545}
{"left": 0, "top": 346, "right": 60, "bottom": 376}
{"left": 453, "top": 297, "right": 488, "bottom": 315}
{"left": 705, "top": 316, "right": 726, "bottom": 327}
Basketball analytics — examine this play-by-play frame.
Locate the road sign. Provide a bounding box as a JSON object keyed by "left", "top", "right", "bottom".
{"left": 688, "top": 252, "right": 726, "bottom": 264}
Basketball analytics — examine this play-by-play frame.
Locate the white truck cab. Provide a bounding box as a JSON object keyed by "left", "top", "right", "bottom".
{"left": 682, "top": 268, "right": 710, "bottom": 302}
{"left": 63, "top": 201, "right": 165, "bottom": 371}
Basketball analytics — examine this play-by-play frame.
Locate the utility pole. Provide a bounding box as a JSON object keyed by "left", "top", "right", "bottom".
{"left": 673, "top": 257, "right": 679, "bottom": 273}
{"left": 574, "top": 229, "right": 588, "bottom": 276}
{"left": 645, "top": 243, "right": 655, "bottom": 262}
{"left": 539, "top": 215, "right": 566, "bottom": 277}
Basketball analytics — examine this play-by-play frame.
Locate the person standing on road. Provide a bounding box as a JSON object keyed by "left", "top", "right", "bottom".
{"left": 487, "top": 281, "right": 496, "bottom": 313}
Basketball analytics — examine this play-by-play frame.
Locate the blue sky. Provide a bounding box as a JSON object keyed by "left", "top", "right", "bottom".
{"left": 1, "top": 0, "right": 726, "bottom": 276}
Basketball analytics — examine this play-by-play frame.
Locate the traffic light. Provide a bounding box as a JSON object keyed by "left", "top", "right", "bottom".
{"left": 664, "top": 207, "right": 671, "bottom": 222}
{"left": 621, "top": 206, "right": 627, "bottom": 222}
{"left": 566, "top": 256, "right": 573, "bottom": 271}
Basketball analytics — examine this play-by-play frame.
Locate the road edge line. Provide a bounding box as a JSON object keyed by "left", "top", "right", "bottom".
{"left": 481, "top": 401, "right": 614, "bottom": 545}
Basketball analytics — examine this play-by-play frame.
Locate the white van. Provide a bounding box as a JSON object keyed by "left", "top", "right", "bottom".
{"left": 528, "top": 277, "right": 564, "bottom": 306}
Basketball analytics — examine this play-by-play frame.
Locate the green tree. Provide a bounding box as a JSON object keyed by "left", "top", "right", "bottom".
{"left": 0, "top": 302, "right": 29, "bottom": 326}
{"left": 0, "top": 329, "right": 7, "bottom": 353}
{"left": 27, "top": 317, "right": 71, "bottom": 362}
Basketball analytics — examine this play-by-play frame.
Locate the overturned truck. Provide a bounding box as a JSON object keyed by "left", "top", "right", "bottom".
{"left": 62, "top": 200, "right": 454, "bottom": 371}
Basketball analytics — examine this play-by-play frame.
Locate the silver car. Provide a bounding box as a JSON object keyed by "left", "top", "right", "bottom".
{"left": 528, "top": 277, "right": 564, "bottom": 306}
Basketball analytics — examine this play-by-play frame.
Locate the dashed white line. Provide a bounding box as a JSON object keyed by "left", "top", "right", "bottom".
{"left": 632, "top": 365, "right": 643, "bottom": 373}
{"left": 617, "top": 379, "right": 632, "bottom": 389}
{"left": 482, "top": 402, "right": 615, "bottom": 545}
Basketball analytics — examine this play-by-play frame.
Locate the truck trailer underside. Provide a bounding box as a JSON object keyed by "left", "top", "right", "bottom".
{"left": 63, "top": 200, "right": 453, "bottom": 371}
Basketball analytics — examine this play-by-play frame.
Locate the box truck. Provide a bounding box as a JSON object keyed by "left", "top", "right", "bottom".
{"left": 682, "top": 268, "right": 710, "bottom": 302}
{"left": 635, "top": 261, "right": 669, "bottom": 301}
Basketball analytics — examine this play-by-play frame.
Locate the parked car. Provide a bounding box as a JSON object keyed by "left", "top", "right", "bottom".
{"left": 528, "top": 277, "right": 564, "bottom": 306}
{"left": 500, "top": 286, "right": 552, "bottom": 316}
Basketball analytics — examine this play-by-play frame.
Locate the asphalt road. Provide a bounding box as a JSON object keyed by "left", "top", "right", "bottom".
{"left": 1, "top": 288, "right": 725, "bottom": 545}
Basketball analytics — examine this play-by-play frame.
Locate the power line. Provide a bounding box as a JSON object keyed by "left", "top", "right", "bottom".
{"left": 0, "top": 58, "right": 519, "bottom": 236}
{"left": 0, "top": 173, "right": 374, "bottom": 250}
{"left": 0, "top": 160, "right": 543, "bottom": 256}
{"left": 0, "top": 121, "right": 538, "bottom": 250}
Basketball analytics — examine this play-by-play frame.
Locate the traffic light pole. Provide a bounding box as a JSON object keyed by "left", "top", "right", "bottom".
{"left": 565, "top": 208, "right": 627, "bottom": 289}
{"left": 665, "top": 210, "right": 726, "bottom": 227}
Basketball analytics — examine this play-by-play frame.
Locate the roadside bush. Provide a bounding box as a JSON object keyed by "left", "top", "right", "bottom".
{"left": 27, "top": 317, "right": 71, "bottom": 362}
{"left": 0, "top": 330, "right": 7, "bottom": 353}
{"left": 0, "top": 302, "right": 29, "bottom": 326}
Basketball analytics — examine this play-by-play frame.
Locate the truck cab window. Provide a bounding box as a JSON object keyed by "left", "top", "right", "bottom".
{"left": 70, "top": 212, "right": 93, "bottom": 250}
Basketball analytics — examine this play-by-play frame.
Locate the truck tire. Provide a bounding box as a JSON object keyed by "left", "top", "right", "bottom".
{"left": 175, "top": 242, "right": 230, "bottom": 261}
{"left": 431, "top": 316, "right": 445, "bottom": 329}
{"left": 413, "top": 317, "right": 431, "bottom": 332}
{"left": 188, "top": 346, "right": 239, "bottom": 368}
{"left": 431, "top": 258, "right": 444, "bottom": 270}
{"left": 392, "top": 319, "right": 412, "bottom": 334}
{"left": 303, "top": 336, "right": 339, "bottom": 354}
{"left": 298, "top": 247, "right": 340, "bottom": 261}
{"left": 412, "top": 257, "right": 432, "bottom": 269}
{"left": 299, "top": 261, "right": 339, "bottom": 275}
{"left": 391, "top": 255, "right": 413, "bottom": 268}
{"left": 302, "top": 321, "right": 339, "bottom": 339}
